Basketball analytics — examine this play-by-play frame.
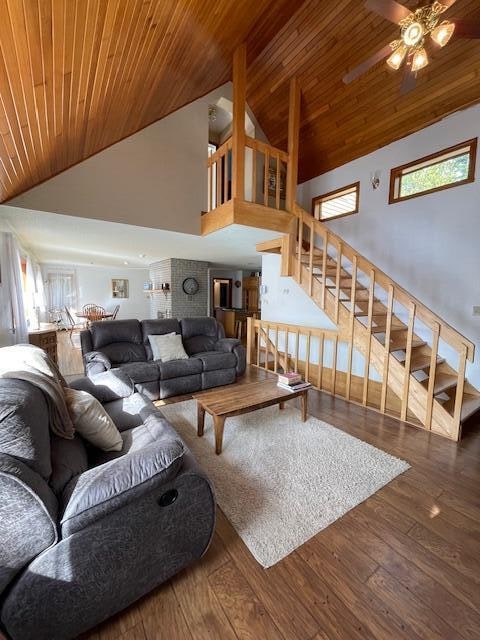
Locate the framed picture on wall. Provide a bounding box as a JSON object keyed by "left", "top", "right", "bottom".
{"left": 112, "top": 278, "right": 129, "bottom": 299}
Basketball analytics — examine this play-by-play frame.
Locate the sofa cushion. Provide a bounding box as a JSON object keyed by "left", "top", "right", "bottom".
{"left": 120, "top": 362, "right": 160, "bottom": 384}
{"left": 194, "top": 351, "right": 236, "bottom": 372}
{"left": 91, "top": 319, "right": 142, "bottom": 349}
{"left": 180, "top": 317, "right": 219, "bottom": 355}
{"left": 103, "top": 392, "right": 159, "bottom": 432}
{"left": 158, "top": 358, "right": 202, "bottom": 380}
{"left": 50, "top": 435, "right": 89, "bottom": 495}
{"left": 98, "top": 342, "right": 147, "bottom": 366}
{"left": 141, "top": 319, "right": 181, "bottom": 360}
{"left": 0, "top": 379, "right": 51, "bottom": 480}
{"left": 70, "top": 369, "right": 134, "bottom": 403}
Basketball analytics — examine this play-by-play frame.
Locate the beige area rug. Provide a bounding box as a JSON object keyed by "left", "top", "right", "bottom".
{"left": 161, "top": 400, "right": 410, "bottom": 568}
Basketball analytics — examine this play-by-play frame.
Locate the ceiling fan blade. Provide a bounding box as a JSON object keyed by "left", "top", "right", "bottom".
{"left": 365, "top": 0, "right": 412, "bottom": 24}
{"left": 454, "top": 20, "right": 480, "bottom": 39}
{"left": 400, "top": 66, "right": 416, "bottom": 95}
{"left": 343, "top": 43, "right": 392, "bottom": 84}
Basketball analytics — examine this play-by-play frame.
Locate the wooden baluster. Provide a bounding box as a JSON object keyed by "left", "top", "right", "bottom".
{"left": 401, "top": 303, "right": 416, "bottom": 422}
{"left": 256, "top": 323, "right": 261, "bottom": 367}
{"left": 346, "top": 256, "right": 357, "bottom": 401}
{"left": 297, "top": 210, "right": 303, "bottom": 283}
{"left": 305, "top": 332, "right": 311, "bottom": 383}
{"left": 274, "top": 326, "right": 279, "bottom": 373}
{"left": 332, "top": 334, "right": 338, "bottom": 396}
{"left": 263, "top": 324, "right": 269, "bottom": 371}
{"left": 308, "top": 221, "right": 314, "bottom": 296}
{"left": 223, "top": 153, "right": 228, "bottom": 204}
{"left": 334, "top": 241, "right": 342, "bottom": 323}
{"left": 246, "top": 317, "right": 253, "bottom": 365}
{"left": 216, "top": 159, "right": 221, "bottom": 208}
{"left": 264, "top": 151, "right": 269, "bottom": 207}
{"left": 275, "top": 153, "right": 281, "bottom": 210}
{"left": 452, "top": 344, "right": 467, "bottom": 440}
{"left": 294, "top": 329, "right": 299, "bottom": 373}
{"left": 321, "top": 230, "right": 328, "bottom": 309}
{"left": 208, "top": 162, "right": 213, "bottom": 211}
{"left": 380, "top": 285, "right": 394, "bottom": 414}
{"left": 425, "top": 322, "right": 440, "bottom": 430}
{"left": 362, "top": 269, "right": 375, "bottom": 406}
{"left": 252, "top": 149, "right": 257, "bottom": 204}
{"left": 285, "top": 330, "right": 290, "bottom": 371}
{"left": 317, "top": 333, "right": 324, "bottom": 390}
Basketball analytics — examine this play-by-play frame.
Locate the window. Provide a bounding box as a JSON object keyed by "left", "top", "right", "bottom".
{"left": 312, "top": 182, "right": 360, "bottom": 221}
{"left": 389, "top": 138, "right": 477, "bottom": 204}
{"left": 46, "top": 271, "right": 77, "bottom": 312}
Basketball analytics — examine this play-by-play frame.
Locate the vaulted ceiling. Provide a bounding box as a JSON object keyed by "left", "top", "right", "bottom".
{"left": 1, "top": 0, "right": 479, "bottom": 202}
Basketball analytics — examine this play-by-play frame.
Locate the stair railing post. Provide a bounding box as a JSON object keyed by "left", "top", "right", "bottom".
{"left": 362, "top": 269, "right": 375, "bottom": 406}
{"left": 401, "top": 302, "right": 416, "bottom": 422}
{"left": 380, "top": 284, "right": 394, "bottom": 414}
{"left": 246, "top": 317, "right": 253, "bottom": 365}
{"left": 335, "top": 241, "right": 343, "bottom": 323}
{"left": 346, "top": 256, "right": 357, "bottom": 401}
{"left": 453, "top": 344, "right": 467, "bottom": 440}
{"left": 321, "top": 230, "right": 328, "bottom": 309}
{"left": 297, "top": 209, "right": 303, "bottom": 283}
{"left": 425, "top": 322, "right": 440, "bottom": 430}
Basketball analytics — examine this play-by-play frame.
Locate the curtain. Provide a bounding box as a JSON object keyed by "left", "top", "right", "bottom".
{"left": 0, "top": 232, "right": 28, "bottom": 344}
{"left": 46, "top": 271, "right": 77, "bottom": 315}
{"left": 25, "top": 257, "right": 47, "bottom": 330}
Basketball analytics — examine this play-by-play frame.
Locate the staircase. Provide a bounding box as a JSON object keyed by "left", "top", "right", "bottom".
{"left": 258, "top": 203, "right": 480, "bottom": 441}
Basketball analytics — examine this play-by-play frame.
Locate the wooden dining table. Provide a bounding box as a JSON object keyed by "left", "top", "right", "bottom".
{"left": 75, "top": 311, "right": 114, "bottom": 320}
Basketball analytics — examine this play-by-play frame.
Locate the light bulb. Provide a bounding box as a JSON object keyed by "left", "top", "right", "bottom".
{"left": 387, "top": 44, "right": 408, "bottom": 70}
{"left": 411, "top": 47, "right": 429, "bottom": 72}
{"left": 431, "top": 21, "right": 455, "bottom": 47}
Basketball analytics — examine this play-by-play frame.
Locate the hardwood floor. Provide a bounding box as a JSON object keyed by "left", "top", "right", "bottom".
{"left": 57, "top": 333, "right": 480, "bottom": 640}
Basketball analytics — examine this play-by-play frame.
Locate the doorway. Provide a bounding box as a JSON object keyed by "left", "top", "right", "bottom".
{"left": 212, "top": 278, "right": 232, "bottom": 309}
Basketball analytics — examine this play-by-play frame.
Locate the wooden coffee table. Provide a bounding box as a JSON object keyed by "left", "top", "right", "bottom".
{"left": 193, "top": 380, "right": 309, "bottom": 454}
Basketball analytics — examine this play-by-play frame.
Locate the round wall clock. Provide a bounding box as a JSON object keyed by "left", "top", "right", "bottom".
{"left": 182, "top": 277, "right": 199, "bottom": 295}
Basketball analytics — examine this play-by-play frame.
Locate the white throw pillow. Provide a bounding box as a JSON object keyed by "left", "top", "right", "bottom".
{"left": 64, "top": 388, "right": 123, "bottom": 452}
{"left": 148, "top": 333, "right": 188, "bottom": 362}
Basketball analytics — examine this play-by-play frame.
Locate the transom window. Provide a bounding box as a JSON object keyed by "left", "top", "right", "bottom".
{"left": 389, "top": 138, "right": 477, "bottom": 204}
{"left": 312, "top": 182, "right": 360, "bottom": 221}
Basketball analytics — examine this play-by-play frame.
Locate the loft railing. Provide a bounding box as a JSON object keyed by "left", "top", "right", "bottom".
{"left": 206, "top": 135, "right": 290, "bottom": 214}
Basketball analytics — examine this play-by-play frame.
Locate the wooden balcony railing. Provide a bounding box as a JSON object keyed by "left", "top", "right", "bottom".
{"left": 207, "top": 137, "right": 232, "bottom": 212}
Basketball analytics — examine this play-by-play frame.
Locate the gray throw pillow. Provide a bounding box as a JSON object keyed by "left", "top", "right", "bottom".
{"left": 148, "top": 333, "right": 188, "bottom": 362}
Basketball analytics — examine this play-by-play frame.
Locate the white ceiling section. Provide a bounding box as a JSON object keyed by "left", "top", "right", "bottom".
{"left": 0, "top": 206, "right": 277, "bottom": 269}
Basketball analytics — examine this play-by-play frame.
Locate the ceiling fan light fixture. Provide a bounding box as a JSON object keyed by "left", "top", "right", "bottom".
{"left": 411, "top": 47, "right": 429, "bottom": 72}
{"left": 387, "top": 44, "right": 408, "bottom": 70}
{"left": 431, "top": 20, "right": 455, "bottom": 47}
{"left": 403, "top": 21, "right": 424, "bottom": 46}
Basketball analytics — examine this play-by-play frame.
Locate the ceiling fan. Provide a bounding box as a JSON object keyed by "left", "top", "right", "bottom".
{"left": 343, "top": 0, "right": 480, "bottom": 92}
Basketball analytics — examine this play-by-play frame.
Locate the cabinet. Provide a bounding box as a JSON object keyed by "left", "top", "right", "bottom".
{"left": 242, "top": 277, "right": 260, "bottom": 312}
{"left": 29, "top": 329, "right": 58, "bottom": 365}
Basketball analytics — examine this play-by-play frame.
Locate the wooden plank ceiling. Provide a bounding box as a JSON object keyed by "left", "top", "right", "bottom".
{"left": 1, "top": 0, "right": 479, "bottom": 202}
{"left": 0, "top": 0, "right": 299, "bottom": 202}
{"left": 247, "top": 0, "right": 480, "bottom": 183}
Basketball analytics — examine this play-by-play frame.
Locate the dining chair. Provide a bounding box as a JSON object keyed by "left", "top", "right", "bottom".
{"left": 82, "top": 304, "right": 106, "bottom": 325}
{"left": 64, "top": 307, "right": 84, "bottom": 341}
{"left": 111, "top": 304, "right": 120, "bottom": 320}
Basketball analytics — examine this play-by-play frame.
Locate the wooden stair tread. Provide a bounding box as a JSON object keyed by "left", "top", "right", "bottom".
{"left": 389, "top": 336, "right": 426, "bottom": 351}
{"left": 421, "top": 373, "right": 458, "bottom": 396}
{"left": 407, "top": 354, "right": 445, "bottom": 373}
{"left": 371, "top": 319, "right": 406, "bottom": 333}
{"left": 442, "top": 393, "right": 480, "bottom": 422}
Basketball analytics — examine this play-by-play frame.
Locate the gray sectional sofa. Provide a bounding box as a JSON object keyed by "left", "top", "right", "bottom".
{"left": 80, "top": 316, "right": 246, "bottom": 399}
{"left": 0, "top": 370, "right": 216, "bottom": 640}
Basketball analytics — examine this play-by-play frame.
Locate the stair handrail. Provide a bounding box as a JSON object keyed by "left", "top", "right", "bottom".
{"left": 292, "top": 203, "right": 475, "bottom": 362}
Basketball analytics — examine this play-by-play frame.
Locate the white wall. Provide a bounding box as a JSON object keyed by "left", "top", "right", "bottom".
{"left": 9, "top": 83, "right": 270, "bottom": 237}
{"left": 41, "top": 264, "right": 151, "bottom": 320}
{"left": 297, "top": 105, "right": 480, "bottom": 388}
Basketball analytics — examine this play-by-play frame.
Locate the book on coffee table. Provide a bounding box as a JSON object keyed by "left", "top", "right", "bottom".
{"left": 277, "top": 380, "right": 312, "bottom": 392}
{"left": 277, "top": 371, "right": 302, "bottom": 386}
